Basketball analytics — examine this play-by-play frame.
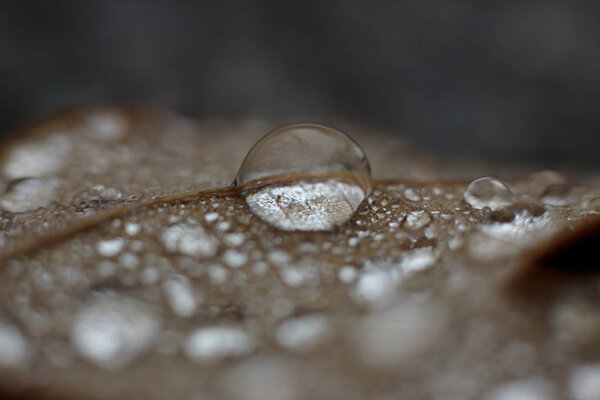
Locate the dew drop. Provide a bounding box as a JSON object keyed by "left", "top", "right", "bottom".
{"left": 486, "top": 378, "right": 555, "bottom": 400}
{"left": 463, "top": 177, "right": 513, "bottom": 210}
{"left": 3, "top": 135, "right": 71, "bottom": 179}
{"left": 0, "top": 321, "right": 28, "bottom": 367}
{"left": 235, "top": 123, "right": 371, "bottom": 231}
{"left": 540, "top": 183, "right": 571, "bottom": 206}
{"left": 71, "top": 293, "right": 160, "bottom": 369}
{"left": 0, "top": 177, "right": 57, "bottom": 213}
{"left": 96, "top": 238, "right": 125, "bottom": 258}
{"left": 569, "top": 363, "right": 600, "bottom": 400}
{"left": 183, "top": 326, "right": 254, "bottom": 363}
{"left": 223, "top": 249, "right": 248, "bottom": 268}
{"left": 402, "top": 210, "right": 432, "bottom": 230}
{"left": 583, "top": 196, "right": 600, "bottom": 211}
{"left": 403, "top": 188, "right": 421, "bottom": 202}
{"left": 163, "top": 276, "right": 198, "bottom": 318}
{"left": 338, "top": 265, "right": 358, "bottom": 283}
{"left": 160, "top": 223, "right": 218, "bottom": 257}
{"left": 274, "top": 315, "right": 329, "bottom": 351}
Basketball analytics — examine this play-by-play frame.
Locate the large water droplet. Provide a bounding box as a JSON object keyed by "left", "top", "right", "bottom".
{"left": 235, "top": 123, "right": 371, "bottom": 231}
{"left": 463, "top": 177, "right": 513, "bottom": 210}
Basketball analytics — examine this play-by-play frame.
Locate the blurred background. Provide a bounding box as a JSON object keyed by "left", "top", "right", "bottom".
{"left": 1, "top": 1, "right": 599, "bottom": 168}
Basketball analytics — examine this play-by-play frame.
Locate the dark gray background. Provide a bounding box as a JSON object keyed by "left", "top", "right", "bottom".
{"left": 1, "top": 1, "right": 599, "bottom": 168}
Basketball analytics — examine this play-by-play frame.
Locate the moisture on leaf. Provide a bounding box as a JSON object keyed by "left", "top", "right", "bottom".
{"left": 1, "top": 106, "right": 600, "bottom": 400}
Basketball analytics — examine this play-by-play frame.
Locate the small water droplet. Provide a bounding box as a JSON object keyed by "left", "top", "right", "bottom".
{"left": 583, "top": 196, "right": 600, "bottom": 211}
{"left": 527, "top": 170, "right": 566, "bottom": 195}
{"left": 71, "top": 293, "right": 160, "bottom": 369}
{"left": 205, "top": 212, "right": 219, "bottom": 222}
{"left": 463, "top": 177, "right": 513, "bottom": 210}
{"left": 84, "top": 111, "right": 127, "bottom": 141}
{"left": 124, "top": 222, "right": 141, "bottom": 236}
{"left": 235, "top": 123, "right": 371, "bottom": 231}
{"left": 224, "top": 232, "right": 246, "bottom": 248}
{"left": 403, "top": 188, "right": 421, "bottom": 202}
{"left": 399, "top": 248, "right": 436, "bottom": 272}
{"left": 569, "top": 363, "right": 600, "bottom": 400}
{"left": 223, "top": 249, "right": 248, "bottom": 268}
{"left": 163, "top": 276, "right": 198, "bottom": 318}
{"left": 96, "top": 238, "right": 125, "bottom": 257}
{"left": 160, "top": 223, "right": 218, "bottom": 257}
{"left": 352, "top": 267, "right": 398, "bottom": 307}
{"left": 540, "top": 183, "right": 571, "bottom": 206}
{"left": 338, "top": 265, "right": 358, "bottom": 283}
{"left": 3, "top": 135, "right": 71, "bottom": 179}
{"left": 0, "top": 321, "right": 28, "bottom": 367}
{"left": 184, "top": 326, "right": 254, "bottom": 363}
{"left": 274, "top": 315, "right": 329, "bottom": 351}
{"left": 402, "top": 210, "right": 432, "bottom": 230}
{"left": 486, "top": 378, "right": 555, "bottom": 400}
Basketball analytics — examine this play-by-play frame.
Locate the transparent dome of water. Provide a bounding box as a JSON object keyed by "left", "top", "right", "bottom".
{"left": 234, "top": 123, "right": 371, "bottom": 231}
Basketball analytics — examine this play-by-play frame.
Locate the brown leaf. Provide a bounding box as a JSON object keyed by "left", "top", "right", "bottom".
{"left": 1, "top": 106, "right": 600, "bottom": 400}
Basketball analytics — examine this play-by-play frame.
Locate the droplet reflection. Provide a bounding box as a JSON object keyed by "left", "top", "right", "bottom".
{"left": 235, "top": 123, "right": 371, "bottom": 231}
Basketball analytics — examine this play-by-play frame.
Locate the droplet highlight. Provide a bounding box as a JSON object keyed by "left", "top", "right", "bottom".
{"left": 463, "top": 177, "right": 513, "bottom": 210}
{"left": 235, "top": 123, "right": 371, "bottom": 231}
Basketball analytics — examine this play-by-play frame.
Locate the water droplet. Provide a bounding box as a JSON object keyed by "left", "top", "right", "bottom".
{"left": 223, "top": 232, "right": 246, "bottom": 247}
{"left": 3, "top": 135, "right": 71, "bottom": 179}
{"left": 163, "top": 276, "right": 198, "bottom": 318}
{"left": 235, "top": 123, "right": 371, "bottom": 231}
{"left": 267, "top": 250, "right": 291, "bottom": 266}
{"left": 0, "top": 177, "right": 57, "bottom": 213}
{"left": 583, "top": 196, "right": 600, "bottom": 211}
{"left": 569, "top": 363, "right": 600, "bottom": 400}
{"left": 84, "top": 111, "right": 127, "bottom": 141}
{"left": 338, "top": 265, "right": 358, "bottom": 283}
{"left": 403, "top": 188, "right": 421, "bottom": 202}
{"left": 275, "top": 315, "right": 329, "bottom": 351}
{"left": 352, "top": 267, "right": 397, "bottom": 307}
{"left": 402, "top": 210, "right": 432, "bottom": 230}
{"left": 118, "top": 252, "right": 139, "bottom": 270}
{"left": 399, "top": 248, "right": 436, "bottom": 272}
{"left": 527, "top": 170, "right": 566, "bottom": 195}
{"left": 0, "top": 321, "right": 28, "bottom": 367}
{"left": 540, "top": 183, "right": 571, "bottom": 206}
{"left": 71, "top": 293, "right": 160, "bottom": 369}
{"left": 160, "top": 222, "right": 218, "bottom": 257}
{"left": 223, "top": 249, "right": 248, "bottom": 268}
{"left": 96, "top": 238, "right": 125, "bottom": 258}
{"left": 486, "top": 378, "right": 555, "bottom": 400}
{"left": 183, "top": 326, "right": 254, "bottom": 363}
{"left": 279, "top": 265, "right": 318, "bottom": 287}
{"left": 463, "top": 177, "right": 513, "bottom": 210}
{"left": 124, "top": 222, "right": 141, "bottom": 236}
{"left": 208, "top": 265, "right": 228, "bottom": 284}
{"left": 204, "top": 212, "right": 219, "bottom": 222}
